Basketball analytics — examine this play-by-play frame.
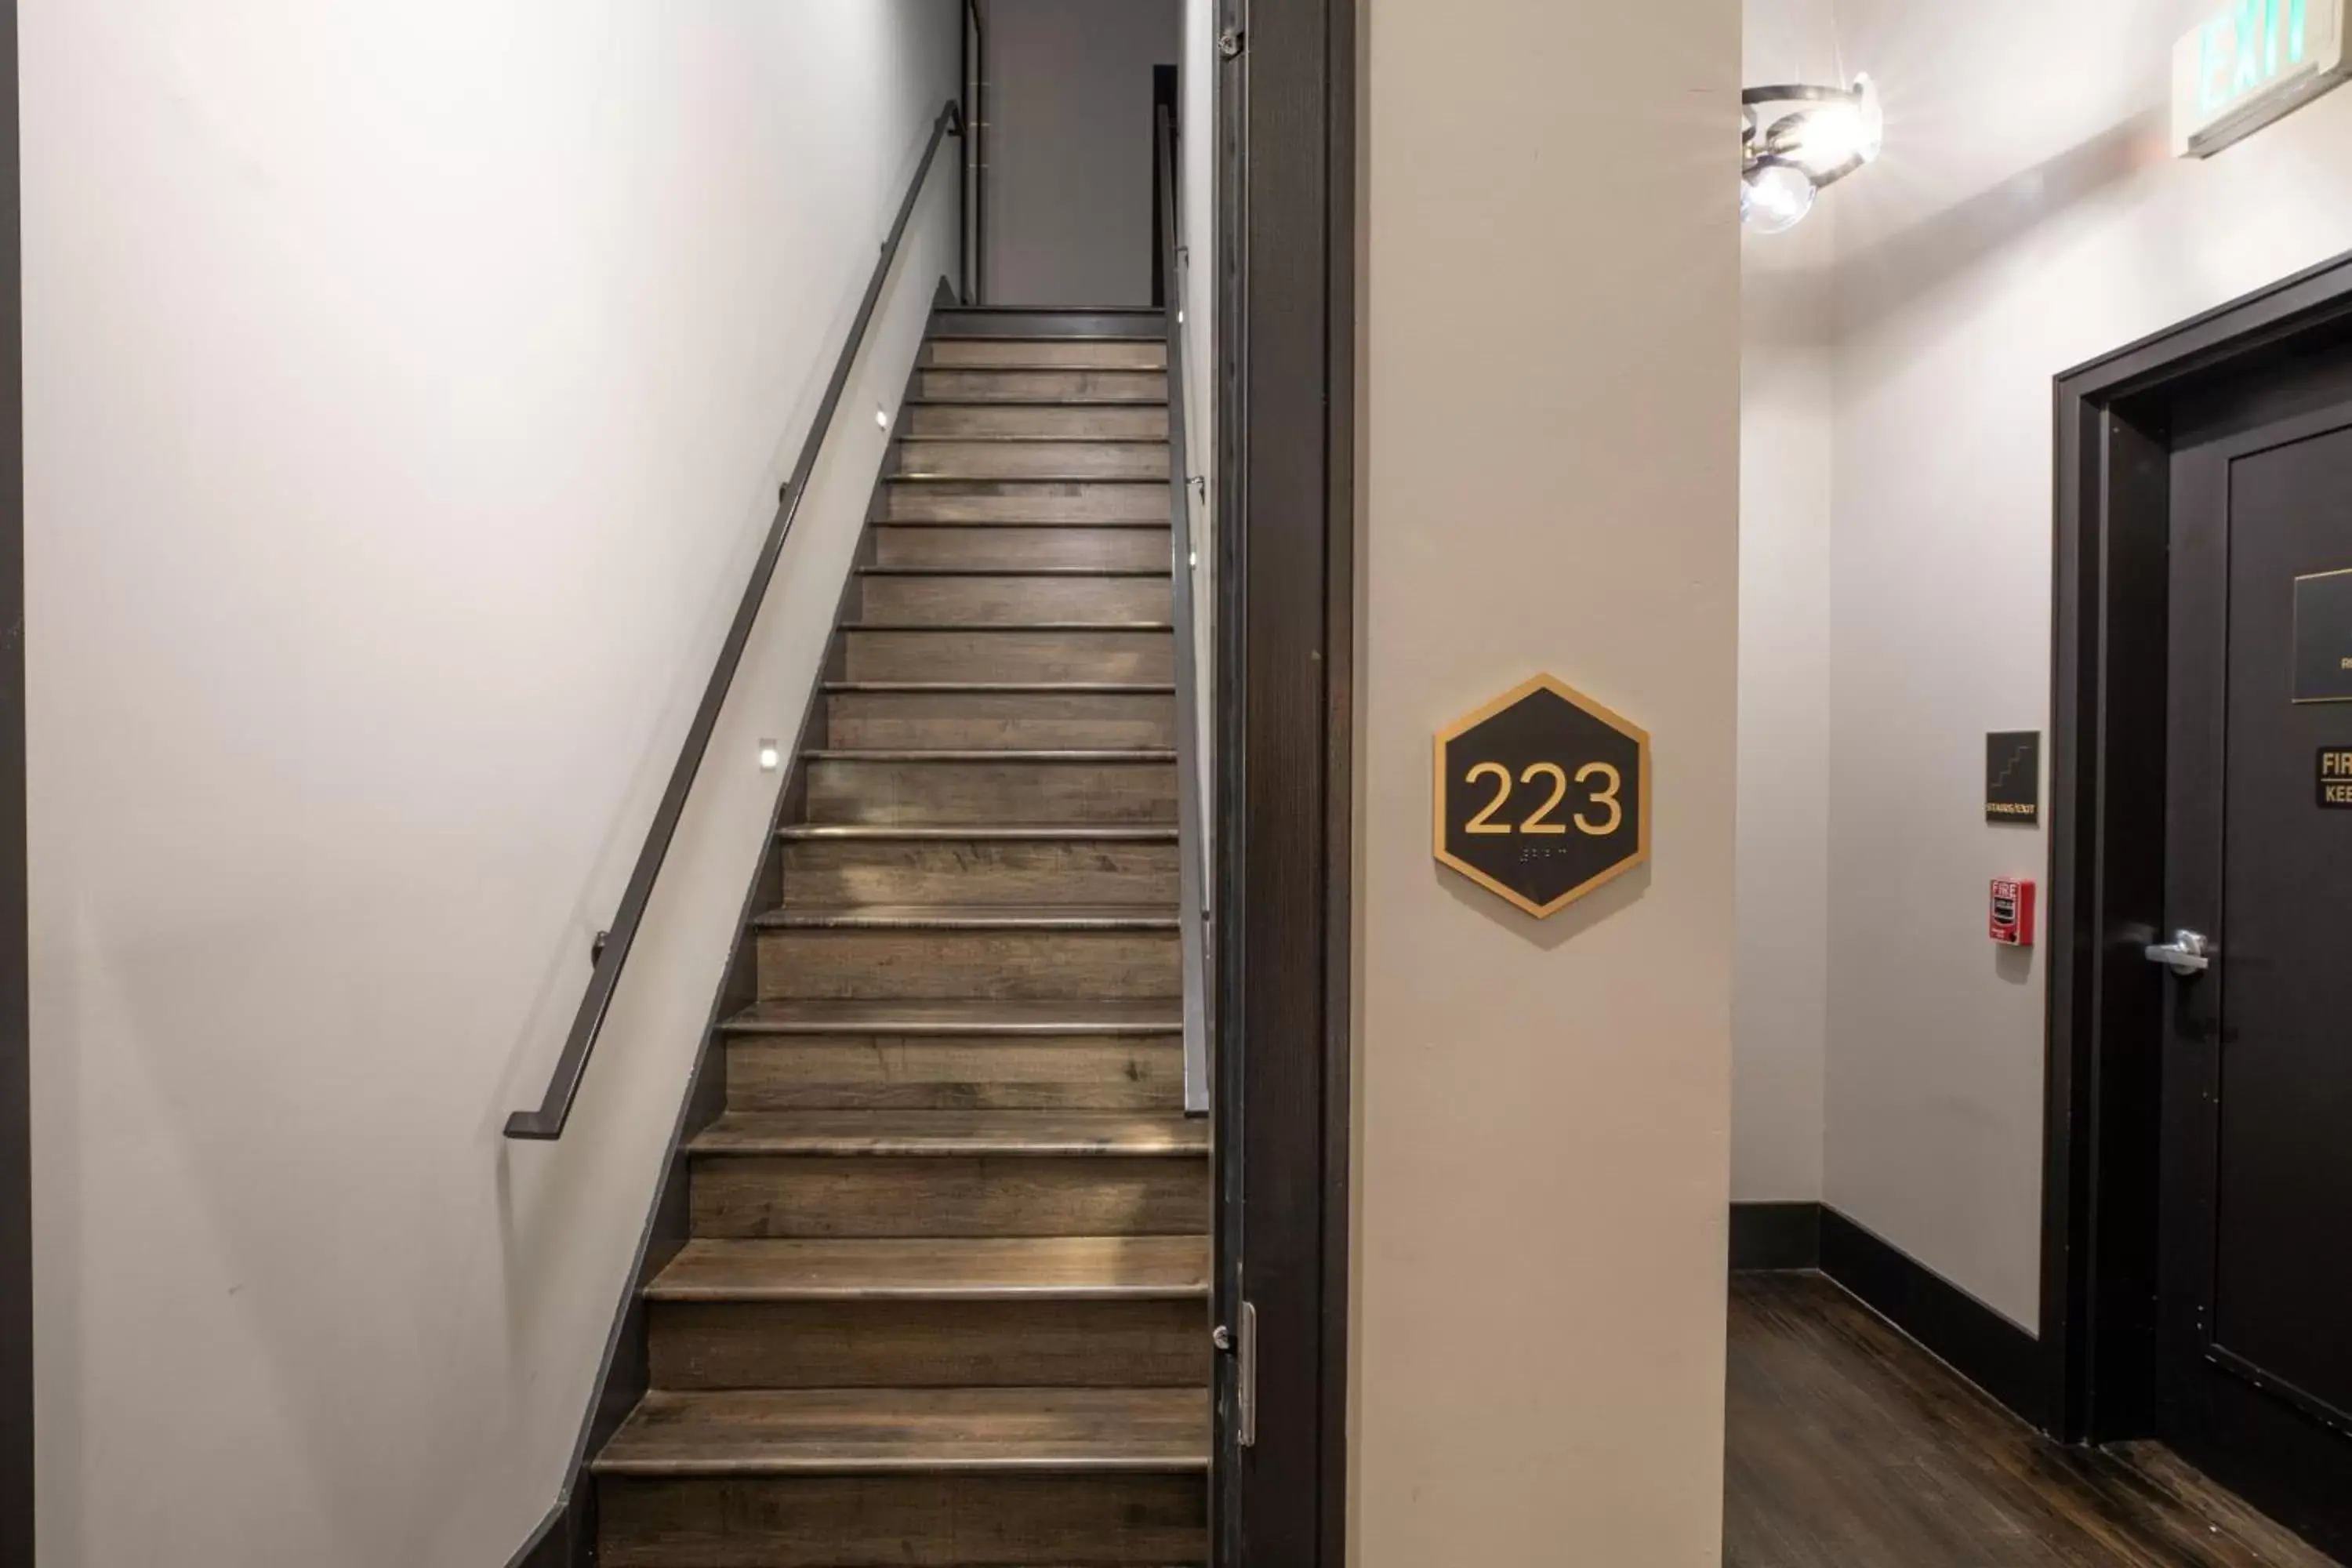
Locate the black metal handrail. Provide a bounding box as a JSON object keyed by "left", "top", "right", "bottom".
{"left": 1156, "top": 104, "right": 1211, "bottom": 1118}
{"left": 505, "top": 99, "right": 964, "bottom": 1141}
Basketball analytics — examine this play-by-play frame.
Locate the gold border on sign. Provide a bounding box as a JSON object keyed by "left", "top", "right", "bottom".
{"left": 2292, "top": 568, "right": 2352, "bottom": 705}
{"left": 1432, "top": 673, "right": 1654, "bottom": 919}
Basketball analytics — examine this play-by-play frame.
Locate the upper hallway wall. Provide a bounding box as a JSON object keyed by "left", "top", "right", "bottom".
{"left": 1737, "top": 205, "right": 1835, "bottom": 1204}
{"left": 22, "top": 5, "right": 958, "bottom": 1562}
{"left": 1731, "top": 0, "right": 1846, "bottom": 1209}
{"left": 983, "top": 0, "right": 1180, "bottom": 306}
{"left": 1819, "top": 0, "right": 2352, "bottom": 1327}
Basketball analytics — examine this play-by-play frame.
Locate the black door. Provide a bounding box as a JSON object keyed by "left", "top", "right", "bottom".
{"left": 1149, "top": 64, "right": 1177, "bottom": 310}
{"left": 2160, "top": 354, "right": 2352, "bottom": 1555}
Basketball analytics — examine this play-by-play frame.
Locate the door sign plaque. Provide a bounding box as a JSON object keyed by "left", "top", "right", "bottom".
{"left": 1433, "top": 673, "right": 1650, "bottom": 918}
{"left": 2318, "top": 748, "right": 2352, "bottom": 808}
{"left": 2293, "top": 568, "right": 2352, "bottom": 703}
{"left": 1986, "top": 731, "right": 2042, "bottom": 824}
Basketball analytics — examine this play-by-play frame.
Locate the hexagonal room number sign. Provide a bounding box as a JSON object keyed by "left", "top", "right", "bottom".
{"left": 1433, "top": 674, "right": 1651, "bottom": 918}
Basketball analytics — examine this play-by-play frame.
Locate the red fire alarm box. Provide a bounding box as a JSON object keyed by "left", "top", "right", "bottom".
{"left": 1990, "top": 879, "right": 2036, "bottom": 947}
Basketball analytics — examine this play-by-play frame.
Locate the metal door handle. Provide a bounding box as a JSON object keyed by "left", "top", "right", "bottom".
{"left": 2145, "top": 929, "right": 2213, "bottom": 977}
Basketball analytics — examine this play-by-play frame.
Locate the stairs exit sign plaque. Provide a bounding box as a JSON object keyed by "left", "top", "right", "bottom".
{"left": 1433, "top": 673, "right": 1650, "bottom": 918}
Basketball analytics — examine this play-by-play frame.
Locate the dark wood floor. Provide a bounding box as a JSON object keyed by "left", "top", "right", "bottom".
{"left": 1727, "top": 1272, "right": 2340, "bottom": 1568}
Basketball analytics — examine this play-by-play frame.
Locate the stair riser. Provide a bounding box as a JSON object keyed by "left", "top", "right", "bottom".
{"left": 844, "top": 630, "right": 1174, "bottom": 684}
{"left": 756, "top": 927, "right": 1178, "bottom": 1001}
{"left": 875, "top": 481, "right": 1168, "bottom": 524}
{"left": 597, "top": 1472, "right": 1207, "bottom": 1568}
{"left": 925, "top": 339, "right": 1167, "bottom": 370}
{"left": 782, "top": 837, "right": 1179, "bottom": 904}
{"left": 915, "top": 368, "right": 1168, "bottom": 403}
{"left": 647, "top": 1298, "right": 1208, "bottom": 1390}
{"left": 888, "top": 442, "right": 1168, "bottom": 482}
{"left": 805, "top": 759, "right": 1177, "bottom": 826}
{"left": 904, "top": 405, "right": 1168, "bottom": 439}
{"left": 691, "top": 1154, "right": 1209, "bottom": 1238}
{"left": 826, "top": 691, "right": 1175, "bottom": 749}
{"left": 932, "top": 310, "right": 1161, "bottom": 338}
{"left": 874, "top": 524, "right": 1171, "bottom": 571}
{"left": 724, "top": 1035, "right": 1185, "bottom": 1112}
{"left": 858, "top": 575, "right": 1170, "bottom": 625}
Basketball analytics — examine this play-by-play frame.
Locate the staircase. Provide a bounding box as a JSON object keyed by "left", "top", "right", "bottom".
{"left": 590, "top": 307, "right": 1211, "bottom": 1566}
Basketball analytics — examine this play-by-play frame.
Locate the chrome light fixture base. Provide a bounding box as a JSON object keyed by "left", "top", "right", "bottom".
{"left": 1741, "top": 74, "right": 1882, "bottom": 233}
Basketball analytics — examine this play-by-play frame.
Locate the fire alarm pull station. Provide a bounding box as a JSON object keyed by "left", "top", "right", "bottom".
{"left": 1990, "top": 879, "right": 2035, "bottom": 947}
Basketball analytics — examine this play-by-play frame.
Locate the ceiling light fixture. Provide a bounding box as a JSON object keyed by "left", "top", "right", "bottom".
{"left": 1742, "top": 73, "right": 1882, "bottom": 233}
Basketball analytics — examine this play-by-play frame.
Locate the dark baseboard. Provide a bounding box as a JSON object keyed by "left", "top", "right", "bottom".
{"left": 1730, "top": 1201, "right": 1822, "bottom": 1271}
{"left": 1817, "top": 1206, "right": 2049, "bottom": 1430}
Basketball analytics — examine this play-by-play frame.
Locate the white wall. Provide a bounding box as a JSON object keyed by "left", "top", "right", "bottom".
{"left": 1816, "top": 0, "right": 2352, "bottom": 1327}
{"left": 1355, "top": 0, "right": 1740, "bottom": 1559}
{"left": 1733, "top": 4, "right": 1840, "bottom": 1204}
{"left": 21, "top": 5, "right": 959, "bottom": 1563}
{"left": 1736, "top": 235, "right": 1833, "bottom": 1204}
{"left": 985, "top": 0, "right": 1181, "bottom": 305}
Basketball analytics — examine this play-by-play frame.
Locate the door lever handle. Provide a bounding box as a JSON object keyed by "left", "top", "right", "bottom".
{"left": 2145, "top": 929, "right": 2213, "bottom": 977}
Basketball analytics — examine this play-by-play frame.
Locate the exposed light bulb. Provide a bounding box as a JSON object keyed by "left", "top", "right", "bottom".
{"left": 875, "top": 406, "right": 891, "bottom": 430}
{"left": 1766, "top": 74, "right": 1884, "bottom": 179}
{"left": 757, "top": 739, "right": 781, "bottom": 771}
{"left": 1741, "top": 161, "right": 1817, "bottom": 234}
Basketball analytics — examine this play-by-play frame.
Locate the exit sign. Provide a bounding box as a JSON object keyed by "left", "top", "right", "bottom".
{"left": 2173, "top": 0, "right": 2350, "bottom": 156}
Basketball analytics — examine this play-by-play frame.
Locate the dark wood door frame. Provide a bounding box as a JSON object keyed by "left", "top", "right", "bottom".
{"left": 963, "top": 0, "right": 987, "bottom": 305}
{"left": 0, "top": 0, "right": 25, "bottom": 1561}
{"left": 2045, "top": 245, "right": 2352, "bottom": 1447}
{"left": 0, "top": 0, "right": 27, "bottom": 1557}
{"left": 1210, "top": 0, "right": 1354, "bottom": 1563}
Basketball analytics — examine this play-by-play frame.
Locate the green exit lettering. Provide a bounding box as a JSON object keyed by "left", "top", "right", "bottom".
{"left": 2203, "top": 0, "right": 2311, "bottom": 114}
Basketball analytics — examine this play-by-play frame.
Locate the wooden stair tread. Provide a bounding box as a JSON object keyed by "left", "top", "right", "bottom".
{"left": 927, "top": 339, "right": 1164, "bottom": 350}
{"left": 780, "top": 824, "right": 1177, "bottom": 841}
{"left": 846, "top": 621, "right": 1175, "bottom": 632}
{"left": 925, "top": 334, "right": 1163, "bottom": 343}
{"left": 908, "top": 373, "right": 1167, "bottom": 383}
{"left": 886, "top": 474, "right": 1165, "bottom": 484}
{"left": 906, "top": 397, "right": 1171, "bottom": 408}
{"left": 593, "top": 1386, "right": 1209, "bottom": 1475}
{"left": 688, "top": 1110, "right": 1209, "bottom": 1158}
{"left": 894, "top": 434, "right": 1171, "bottom": 445}
{"left": 806, "top": 748, "right": 1176, "bottom": 762}
{"left": 720, "top": 997, "right": 1182, "bottom": 1035}
{"left": 646, "top": 1236, "right": 1210, "bottom": 1301}
{"left": 917, "top": 354, "right": 1167, "bottom": 364}
{"left": 755, "top": 904, "right": 1177, "bottom": 931}
{"left": 856, "top": 571, "right": 1167, "bottom": 583}
{"left": 822, "top": 681, "right": 1176, "bottom": 694}
{"left": 875, "top": 524, "right": 1176, "bottom": 535}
